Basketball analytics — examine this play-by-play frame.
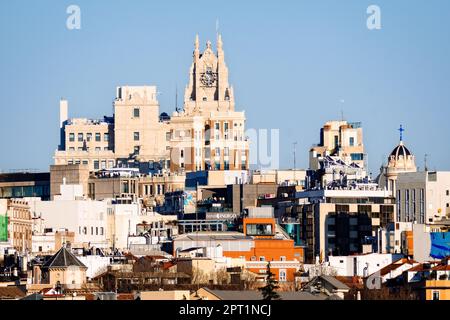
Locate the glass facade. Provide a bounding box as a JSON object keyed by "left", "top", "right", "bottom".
{"left": 0, "top": 185, "right": 50, "bottom": 200}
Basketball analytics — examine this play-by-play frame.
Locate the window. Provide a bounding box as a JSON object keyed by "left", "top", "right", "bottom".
{"left": 215, "top": 122, "right": 220, "bottom": 140}
{"left": 251, "top": 256, "right": 256, "bottom": 261}
{"left": 94, "top": 160, "right": 99, "bottom": 170}
{"left": 349, "top": 137, "right": 355, "bottom": 146}
{"left": 405, "top": 189, "right": 410, "bottom": 221}
{"left": 69, "top": 133, "right": 75, "bottom": 142}
{"left": 82, "top": 160, "right": 89, "bottom": 165}
{"left": 91, "top": 227, "right": 94, "bottom": 235}
{"left": 336, "top": 204, "right": 350, "bottom": 212}
{"left": 224, "top": 161, "right": 229, "bottom": 170}
{"left": 86, "top": 133, "right": 92, "bottom": 141}
{"left": 397, "top": 190, "right": 401, "bottom": 221}
{"left": 134, "top": 132, "right": 140, "bottom": 141}
{"left": 96, "top": 227, "right": 98, "bottom": 235}
{"left": 447, "top": 190, "right": 449, "bottom": 196}
{"left": 279, "top": 270, "right": 287, "bottom": 282}
{"left": 104, "top": 133, "right": 109, "bottom": 142}
{"left": 351, "top": 153, "right": 364, "bottom": 161}
{"left": 280, "top": 256, "right": 286, "bottom": 261}
{"left": 78, "top": 133, "right": 84, "bottom": 142}
{"left": 246, "top": 224, "right": 273, "bottom": 236}
{"left": 334, "top": 135, "right": 339, "bottom": 148}
{"left": 134, "top": 146, "right": 140, "bottom": 155}
{"left": 215, "top": 147, "right": 220, "bottom": 156}
{"left": 101, "top": 160, "right": 106, "bottom": 169}
{"left": 133, "top": 108, "right": 140, "bottom": 118}
{"left": 95, "top": 133, "right": 101, "bottom": 142}
{"left": 224, "top": 122, "right": 229, "bottom": 139}
{"left": 419, "top": 189, "right": 425, "bottom": 224}
{"left": 95, "top": 147, "right": 101, "bottom": 151}
{"left": 69, "top": 147, "right": 75, "bottom": 151}
{"left": 83, "top": 227, "right": 87, "bottom": 235}
{"left": 180, "top": 149, "right": 184, "bottom": 158}
{"left": 224, "top": 147, "right": 229, "bottom": 157}
{"left": 432, "top": 290, "right": 440, "bottom": 300}
{"left": 100, "top": 227, "right": 104, "bottom": 236}
{"left": 259, "top": 256, "right": 266, "bottom": 261}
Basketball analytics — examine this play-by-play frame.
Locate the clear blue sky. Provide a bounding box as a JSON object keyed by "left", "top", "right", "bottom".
{"left": 1, "top": 0, "right": 449, "bottom": 175}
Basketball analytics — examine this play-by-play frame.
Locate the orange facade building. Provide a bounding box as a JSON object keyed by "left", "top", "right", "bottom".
{"left": 174, "top": 215, "right": 304, "bottom": 282}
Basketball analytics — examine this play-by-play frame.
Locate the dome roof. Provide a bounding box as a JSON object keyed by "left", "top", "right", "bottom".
{"left": 390, "top": 141, "right": 412, "bottom": 158}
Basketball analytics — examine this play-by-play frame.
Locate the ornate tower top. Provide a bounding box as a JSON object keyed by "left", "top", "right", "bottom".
{"left": 386, "top": 125, "right": 417, "bottom": 174}
{"left": 183, "top": 34, "right": 235, "bottom": 115}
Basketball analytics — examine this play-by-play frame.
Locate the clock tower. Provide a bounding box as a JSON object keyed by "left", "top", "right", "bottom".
{"left": 169, "top": 34, "right": 249, "bottom": 173}
{"left": 184, "top": 34, "right": 235, "bottom": 114}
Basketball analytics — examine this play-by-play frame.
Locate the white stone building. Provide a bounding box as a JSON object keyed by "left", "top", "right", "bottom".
{"left": 328, "top": 253, "right": 396, "bottom": 277}
{"left": 29, "top": 184, "right": 108, "bottom": 249}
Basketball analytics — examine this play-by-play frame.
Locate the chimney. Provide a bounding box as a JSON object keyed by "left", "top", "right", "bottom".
{"left": 59, "top": 99, "right": 68, "bottom": 129}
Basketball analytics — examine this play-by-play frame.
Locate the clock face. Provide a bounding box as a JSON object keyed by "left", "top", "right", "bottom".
{"left": 200, "top": 68, "right": 217, "bottom": 87}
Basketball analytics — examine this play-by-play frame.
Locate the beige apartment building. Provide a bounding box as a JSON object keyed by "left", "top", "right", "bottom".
{"left": 0, "top": 199, "right": 33, "bottom": 253}
{"left": 53, "top": 34, "right": 249, "bottom": 174}
{"left": 113, "top": 86, "right": 169, "bottom": 162}
{"left": 55, "top": 108, "right": 116, "bottom": 170}
{"left": 309, "top": 120, "right": 365, "bottom": 170}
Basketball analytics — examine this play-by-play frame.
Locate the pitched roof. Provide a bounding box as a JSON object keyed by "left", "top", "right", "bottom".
{"left": 279, "top": 291, "right": 329, "bottom": 301}
{"left": 21, "top": 293, "right": 44, "bottom": 300}
{"left": 320, "top": 275, "right": 350, "bottom": 290}
{"left": 0, "top": 286, "right": 26, "bottom": 299}
{"left": 42, "top": 246, "right": 87, "bottom": 268}
{"left": 303, "top": 276, "right": 350, "bottom": 291}
{"left": 408, "top": 262, "right": 439, "bottom": 272}
{"left": 377, "top": 258, "right": 417, "bottom": 276}
{"left": 203, "top": 289, "right": 261, "bottom": 300}
{"left": 201, "top": 288, "right": 328, "bottom": 301}
{"left": 432, "top": 264, "right": 450, "bottom": 271}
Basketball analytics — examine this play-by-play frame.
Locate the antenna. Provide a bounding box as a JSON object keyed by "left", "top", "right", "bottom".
{"left": 293, "top": 142, "right": 298, "bottom": 169}
{"left": 340, "top": 99, "right": 345, "bottom": 121}
{"left": 424, "top": 154, "right": 429, "bottom": 172}
{"left": 293, "top": 142, "right": 298, "bottom": 185}
{"left": 175, "top": 84, "right": 178, "bottom": 112}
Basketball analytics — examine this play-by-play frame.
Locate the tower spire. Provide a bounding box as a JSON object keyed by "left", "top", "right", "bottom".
{"left": 217, "top": 33, "right": 223, "bottom": 51}
{"left": 195, "top": 34, "right": 199, "bottom": 51}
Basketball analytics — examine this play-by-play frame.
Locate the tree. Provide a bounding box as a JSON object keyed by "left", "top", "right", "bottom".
{"left": 259, "top": 262, "right": 281, "bottom": 300}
